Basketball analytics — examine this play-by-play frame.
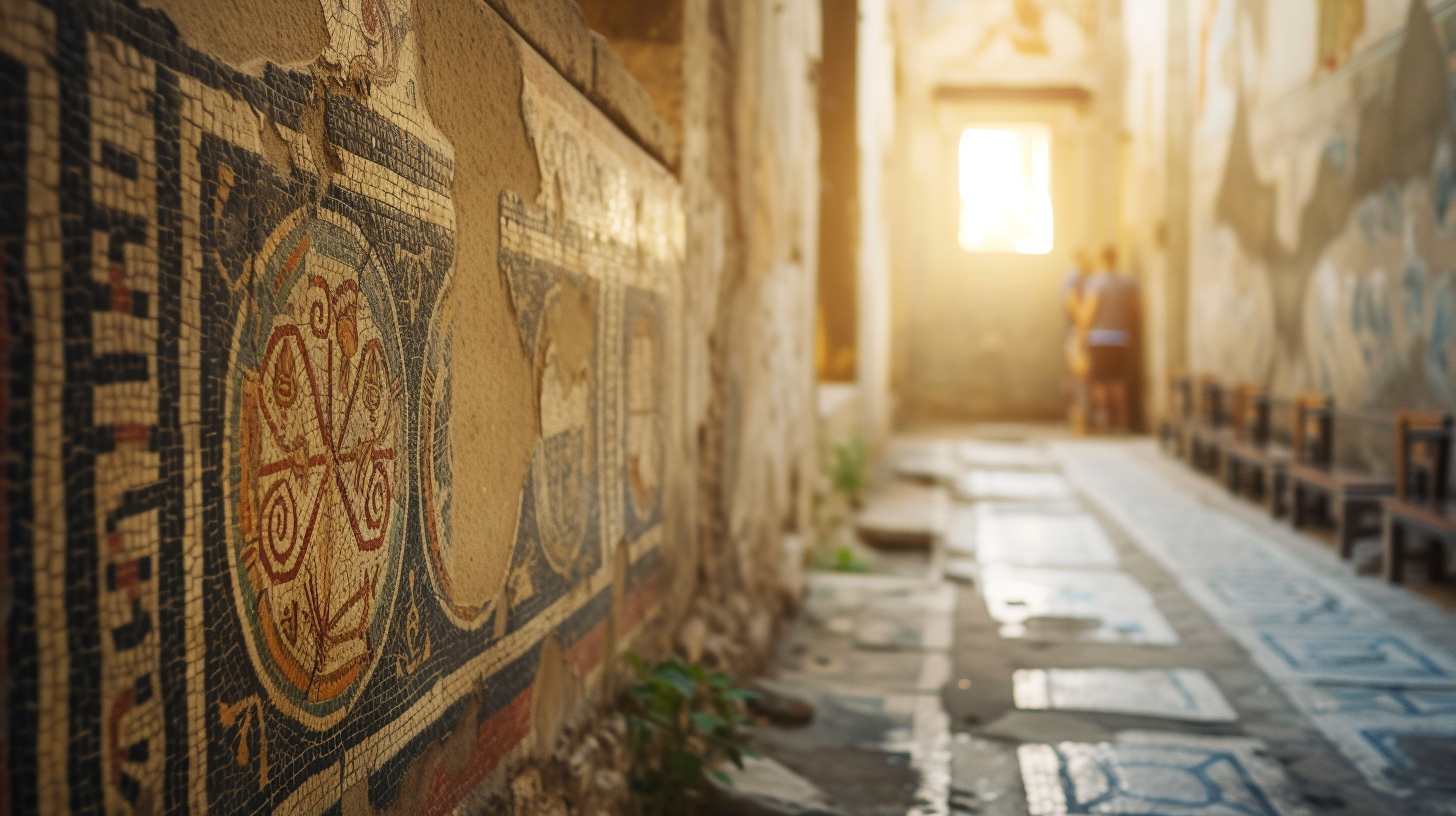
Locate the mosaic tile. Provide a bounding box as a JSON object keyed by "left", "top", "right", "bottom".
{"left": 946, "top": 504, "right": 980, "bottom": 555}
{"left": 1180, "top": 566, "right": 1386, "bottom": 627}
{"left": 1275, "top": 684, "right": 1456, "bottom": 794}
{"left": 956, "top": 470, "right": 1073, "bottom": 502}
{"left": 1058, "top": 449, "right": 1289, "bottom": 573}
{"left": 804, "top": 573, "right": 953, "bottom": 623}
{"left": 957, "top": 440, "right": 1057, "bottom": 470}
{"left": 753, "top": 684, "right": 953, "bottom": 816}
{"left": 1285, "top": 685, "right": 1456, "bottom": 717}
{"left": 857, "top": 596, "right": 956, "bottom": 652}
{"left": 945, "top": 557, "right": 979, "bottom": 583}
{"left": 854, "top": 615, "right": 954, "bottom": 651}
{"left": 1060, "top": 446, "right": 1456, "bottom": 804}
{"left": 893, "top": 440, "right": 961, "bottom": 483}
{"left": 855, "top": 481, "right": 950, "bottom": 544}
{"left": 0, "top": 1, "right": 681, "bottom": 810}
{"left": 786, "top": 571, "right": 955, "bottom": 711}
{"left": 804, "top": 572, "right": 955, "bottom": 652}
{"left": 972, "top": 502, "right": 1119, "bottom": 569}
{"left": 950, "top": 733, "right": 1028, "bottom": 816}
{"left": 1245, "top": 628, "right": 1456, "bottom": 687}
{"left": 980, "top": 565, "right": 1179, "bottom": 645}
{"left": 1356, "top": 729, "right": 1456, "bottom": 794}
{"left": 1019, "top": 732, "right": 1313, "bottom": 815}
{"left": 1293, "top": 714, "right": 1456, "bottom": 796}
{"left": 782, "top": 647, "right": 928, "bottom": 692}
{"left": 1013, "top": 669, "right": 1238, "bottom": 722}
{"left": 1145, "top": 535, "right": 1287, "bottom": 574}
{"left": 902, "top": 693, "right": 954, "bottom": 816}
{"left": 782, "top": 637, "right": 953, "bottom": 696}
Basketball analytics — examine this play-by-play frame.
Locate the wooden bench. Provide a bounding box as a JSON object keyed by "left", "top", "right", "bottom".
{"left": 1288, "top": 394, "right": 1394, "bottom": 558}
{"left": 1159, "top": 372, "right": 1193, "bottom": 458}
{"left": 1222, "top": 386, "right": 1290, "bottom": 516}
{"left": 1381, "top": 412, "right": 1456, "bottom": 584}
{"left": 1189, "top": 376, "right": 1228, "bottom": 475}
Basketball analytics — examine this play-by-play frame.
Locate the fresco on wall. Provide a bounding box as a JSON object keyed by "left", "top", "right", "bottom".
{"left": 0, "top": 0, "right": 681, "bottom": 812}
{"left": 1318, "top": 0, "right": 1367, "bottom": 71}
{"left": 1189, "top": 0, "right": 1456, "bottom": 411}
{"left": 921, "top": 0, "right": 1101, "bottom": 88}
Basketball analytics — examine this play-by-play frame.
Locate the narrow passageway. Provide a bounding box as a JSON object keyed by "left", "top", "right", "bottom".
{"left": 746, "top": 426, "right": 1456, "bottom": 816}
{"left": 15, "top": 1, "right": 1456, "bottom": 812}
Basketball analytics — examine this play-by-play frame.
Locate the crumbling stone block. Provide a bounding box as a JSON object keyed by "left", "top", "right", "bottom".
{"left": 484, "top": 0, "right": 594, "bottom": 89}
{"left": 590, "top": 31, "right": 681, "bottom": 170}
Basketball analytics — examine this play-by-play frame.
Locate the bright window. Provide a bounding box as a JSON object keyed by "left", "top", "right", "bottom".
{"left": 957, "top": 125, "right": 1053, "bottom": 255}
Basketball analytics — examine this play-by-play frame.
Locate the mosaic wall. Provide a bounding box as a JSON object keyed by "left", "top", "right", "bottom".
{"left": 1184, "top": 0, "right": 1456, "bottom": 411}
{"left": 0, "top": 0, "right": 682, "bottom": 812}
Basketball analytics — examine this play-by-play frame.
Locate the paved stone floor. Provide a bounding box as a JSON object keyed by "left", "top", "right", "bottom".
{"left": 751, "top": 431, "right": 1456, "bottom": 816}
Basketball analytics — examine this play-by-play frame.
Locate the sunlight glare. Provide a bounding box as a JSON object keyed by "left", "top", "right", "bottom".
{"left": 957, "top": 125, "right": 1053, "bottom": 255}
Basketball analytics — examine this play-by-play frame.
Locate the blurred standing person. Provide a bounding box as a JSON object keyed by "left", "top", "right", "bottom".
{"left": 1061, "top": 249, "right": 1093, "bottom": 433}
{"left": 1079, "top": 246, "right": 1140, "bottom": 432}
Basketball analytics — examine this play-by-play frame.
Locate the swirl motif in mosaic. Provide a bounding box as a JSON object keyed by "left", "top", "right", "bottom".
{"left": 226, "top": 210, "right": 407, "bottom": 726}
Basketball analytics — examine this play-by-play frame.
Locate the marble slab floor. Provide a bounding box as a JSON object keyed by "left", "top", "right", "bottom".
{"left": 753, "top": 430, "right": 1456, "bottom": 816}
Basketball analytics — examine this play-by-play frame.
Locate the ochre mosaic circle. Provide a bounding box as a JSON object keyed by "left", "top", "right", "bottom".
{"left": 533, "top": 283, "right": 595, "bottom": 575}
{"left": 626, "top": 310, "right": 662, "bottom": 520}
{"left": 418, "top": 276, "right": 507, "bottom": 628}
{"left": 226, "top": 209, "right": 407, "bottom": 728}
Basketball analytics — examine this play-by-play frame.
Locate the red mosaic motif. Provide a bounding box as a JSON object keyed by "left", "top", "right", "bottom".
{"left": 234, "top": 217, "right": 404, "bottom": 718}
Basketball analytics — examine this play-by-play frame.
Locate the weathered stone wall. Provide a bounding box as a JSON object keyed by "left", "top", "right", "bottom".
{"left": 1117, "top": 0, "right": 1176, "bottom": 422}
{"left": 816, "top": 0, "right": 859, "bottom": 385}
{"left": 621, "top": 0, "right": 821, "bottom": 657}
{"left": 0, "top": 0, "right": 819, "bottom": 812}
{"left": 1160, "top": 0, "right": 1456, "bottom": 413}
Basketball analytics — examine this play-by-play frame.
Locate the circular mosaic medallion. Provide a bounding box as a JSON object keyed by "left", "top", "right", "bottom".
{"left": 418, "top": 276, "right": 506, "bottom": 627}
{"left": 225, "top": 209, "right": 406, "bottom": 728}
{"left": 533, "top": 283, "right": 595, "bottom": 575}
{"left": 625, "top": 311, "right": 662, "bottom": 520}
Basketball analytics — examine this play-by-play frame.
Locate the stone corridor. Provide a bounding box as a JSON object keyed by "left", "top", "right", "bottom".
{"left": 11, "top": 2, "right": 1456, "bottom": 812}
{"left": 741, "top": 429, "right": 1456, "bottom": 816}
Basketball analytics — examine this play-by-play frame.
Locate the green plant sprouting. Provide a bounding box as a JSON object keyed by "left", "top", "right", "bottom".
{"left": 623, "top": 653, "right": 759, "bottom": 815}
{"left": 828, "top": 433, "right": 870, "bottom": 504}
{"left": 810, "top": 541, "right": 872, "bottom": 573}
{"left": 808, "top": 432, "right": 874, "bottom": 572}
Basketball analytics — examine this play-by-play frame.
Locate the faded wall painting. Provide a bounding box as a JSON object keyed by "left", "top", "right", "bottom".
{"left": 920, "top": 0, "right": 1102, "bottom": 88}
{"left": 0, "top": 0, "right": 681, "bottom": 813}
{"left": 1189, "top": 0, "right": 1456, "bottom": 411}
